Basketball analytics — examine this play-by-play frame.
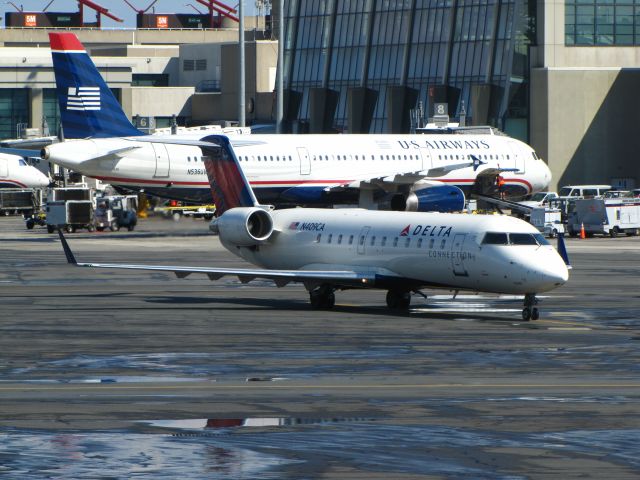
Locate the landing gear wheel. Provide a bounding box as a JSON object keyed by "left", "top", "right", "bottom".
{"left": 310, "top": 286, "right": 335, "bottom": 309}
{"left": 386, "top": 290, "right": 411, "bottom": 310}
{"left": 522, "top": 293, "right": 539, "bottom": 321}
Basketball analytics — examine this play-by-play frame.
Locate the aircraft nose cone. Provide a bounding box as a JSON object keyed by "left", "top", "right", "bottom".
{"left": 536, "top": 255, "right": 569, "bottom": 290}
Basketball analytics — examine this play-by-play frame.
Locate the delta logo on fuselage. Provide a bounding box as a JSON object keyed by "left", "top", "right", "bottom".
{"left": 397, "top": 139, "right": 490, "bottom": 150}
{"left": 400, "top": 224, "right": 453, "bottom": 237}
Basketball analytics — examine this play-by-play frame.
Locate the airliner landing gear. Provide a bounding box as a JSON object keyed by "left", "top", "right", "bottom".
{"left": 310, "top": 285, "right": 335, "bottom": 309}
{"left": 386, "top": 289, "right": 411, "bottom": 310}
{"left": 522, "top": 293, "right": 539, "bottom": 321}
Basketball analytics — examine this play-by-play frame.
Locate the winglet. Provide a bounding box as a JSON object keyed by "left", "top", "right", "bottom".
{"left": 57, "top": 229, "right": 78, "bottom": 265}
{"left": 199, "top": 134, "right": 261, "bottom": 215}
{"left": 556, "top": 233, "right": 572, "bottom": 269}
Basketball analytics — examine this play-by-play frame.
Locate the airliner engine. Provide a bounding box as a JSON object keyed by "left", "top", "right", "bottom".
{"left": 210, "top": 207, "right": 273, "bottom": 246}
{"left": 389, "top": 184, "right": 465, "bottom": 213}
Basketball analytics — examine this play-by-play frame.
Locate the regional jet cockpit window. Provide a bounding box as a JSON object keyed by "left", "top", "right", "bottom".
{"left": 482, "top": 232, "right": 509, "bottom": 245}
{"left": 482, "top": 232, "right": 550, "bottom": 246}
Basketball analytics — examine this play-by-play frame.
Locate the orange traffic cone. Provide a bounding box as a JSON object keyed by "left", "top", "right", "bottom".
{"left": 580, "top": 222, "right": 586, "bottom": 239}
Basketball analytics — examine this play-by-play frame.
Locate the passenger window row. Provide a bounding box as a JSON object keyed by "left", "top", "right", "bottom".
{"left": 315, "top": 233, "right": 448, "bottom": 250}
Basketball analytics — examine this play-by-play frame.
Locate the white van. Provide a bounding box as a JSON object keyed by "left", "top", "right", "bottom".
{"left": 558, "top": 185, "right": 611, "bottom": 199}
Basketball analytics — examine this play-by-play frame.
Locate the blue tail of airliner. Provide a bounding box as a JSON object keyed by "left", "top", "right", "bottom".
{"left": 199, "top": 135, "right": 260, "bottom": 215}
{"left": 49, "top": 32, "right": 144, "bottom": 139}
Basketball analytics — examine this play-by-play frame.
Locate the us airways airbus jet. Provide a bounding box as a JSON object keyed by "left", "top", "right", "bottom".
{"left": 0, "top": 153, "right": 50, "bottom": 189}
{"left": 58, "top": 135, "right": 569, "bottom": 321}
{"left": 43, "top": 32, "right": 551, "bottom": 212}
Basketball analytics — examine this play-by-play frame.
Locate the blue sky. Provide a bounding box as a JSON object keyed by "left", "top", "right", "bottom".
{"left": 9, "top": 1, "right": 259, "bottom": 28}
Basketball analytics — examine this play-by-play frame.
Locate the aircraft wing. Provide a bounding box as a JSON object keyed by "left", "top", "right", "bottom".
{"left": 58, "top": 231, "right": 376, "bottom": 289}
{"left": 324, "top": 158, "right": 484, "bottom": 192}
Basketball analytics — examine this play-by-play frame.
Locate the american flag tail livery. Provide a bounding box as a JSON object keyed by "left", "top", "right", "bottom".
{"left": 49, "top": 32, "right": 144, "bottom": 139}
{"left": 199, "top": 135, "right": 261, "bottom": 215}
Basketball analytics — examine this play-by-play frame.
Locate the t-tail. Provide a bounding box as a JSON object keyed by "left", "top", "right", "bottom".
{"left": 199, "top": 135, "right": 262, "bottom": 215}
{"left": 49, "top": 32, "right": 144, "bottom": 139}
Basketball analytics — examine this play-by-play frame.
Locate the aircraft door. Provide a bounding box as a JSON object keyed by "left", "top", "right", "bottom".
{"left": 357, "top": 226, "right": 370, "bottom": 255}
{"left": 418, "top": 145, "right": 433, "bottom": 171}
{"left": 0, "top": 158, "right": 7, "bottom": 177}
{"left": 152, "top": 143, "right": 170, "bottom": 177}
{"left": 451, "top": 233, "right": 468, "bottom": 277}
{"left": 297, "top": 147, "right": 311, "bottom": 175}
{"left": 509, "top": 142, "right": 525, "bottom": 174}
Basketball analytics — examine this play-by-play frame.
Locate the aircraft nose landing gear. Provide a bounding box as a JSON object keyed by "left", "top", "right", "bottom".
{"left": 522, "top": 293, "right": 539, "bottom": 321}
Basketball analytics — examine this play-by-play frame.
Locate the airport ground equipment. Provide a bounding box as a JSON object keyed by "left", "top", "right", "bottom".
{"left": 95, "top": 195, "right": 138, "bottom": 231}
{"left": 567, "top": 197, "right": 640, "bottom": 237}
{"left": 0, "top": 188, "right": 40, "bottom": 217}
{"left": 529, "top": 207, "right": 564, "bottom": 238}
{"left": 45, "top": 200, "right": 94, "bottom": 233}
{"left": 154, "top": 201, "right": 216, "bottom": 221}
{"left": 48, "top": 186, "right": 92, "bottom": 202}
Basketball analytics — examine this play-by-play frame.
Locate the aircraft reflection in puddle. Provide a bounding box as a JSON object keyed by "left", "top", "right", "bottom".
{"left": 145, "top": 417, "right": 373, "bottom": 430}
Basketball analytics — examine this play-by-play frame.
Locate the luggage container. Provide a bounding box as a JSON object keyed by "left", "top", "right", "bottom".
{"left": 0, "top": 188, "right": 38, "bottom": 216}
{"left": 567, "top": 198, "right": 640, "bottom": 237}
{"left": 46, "top": 200, "right": 94, "bottom": 233}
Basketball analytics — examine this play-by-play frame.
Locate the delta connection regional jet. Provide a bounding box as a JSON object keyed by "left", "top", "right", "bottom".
{"left": 43, "top": 32, "right": 552, "bottom": 212}
{"left": 58, "top": 135, "right": 569, "bottom": 321}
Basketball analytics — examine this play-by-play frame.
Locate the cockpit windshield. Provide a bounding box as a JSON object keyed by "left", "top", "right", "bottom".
{"left": 482, "top": 232, "right": 550, "bottom": 246}
{"left": 18, "top": 159, "right": 27, "bottom": 166}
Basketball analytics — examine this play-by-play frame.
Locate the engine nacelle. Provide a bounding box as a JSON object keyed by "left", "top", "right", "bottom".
{"left": 213, "top": 207, "right": 274, "bottom": 246}
{"left": 391, "top": 185, "right": 465, "bottom": 213}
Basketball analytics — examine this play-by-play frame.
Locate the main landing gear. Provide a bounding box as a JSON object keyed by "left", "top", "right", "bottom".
{"left": 310, "top": 285, "right": 335, "bottom": 309}
{"left": 386, "top": 289, "right": 411, "bottom": 310}
{"left": 522, "top": 293, "right": 539, "bottom": 321}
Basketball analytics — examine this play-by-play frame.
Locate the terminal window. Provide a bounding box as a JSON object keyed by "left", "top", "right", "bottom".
{"left": 566, "top": 1, "right": 637, "bottom": 45}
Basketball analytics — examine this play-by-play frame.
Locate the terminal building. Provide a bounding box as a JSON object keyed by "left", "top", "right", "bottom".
{"left": 0, "top": 1, "right": 639, "bottom": 191}
{"left": 280, "top": 0, "right": 639, "bottom": 191}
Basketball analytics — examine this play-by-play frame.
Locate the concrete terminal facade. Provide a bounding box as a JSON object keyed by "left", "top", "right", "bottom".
{"left": 531, "top": 1, "right": 640, "bottom": 190}
{"left": 1, "top": 2, "right": 640, "bottom": 192}
{"left": 0, "top": 27, "right": 276, "bottom": 139}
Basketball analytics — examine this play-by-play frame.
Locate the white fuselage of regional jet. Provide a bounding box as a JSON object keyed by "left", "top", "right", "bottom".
{"left": 43, "top": 133, "right": 551, "bottom": 205}
{"left": 219, "top": 208, "right": 568, "bottom": 295}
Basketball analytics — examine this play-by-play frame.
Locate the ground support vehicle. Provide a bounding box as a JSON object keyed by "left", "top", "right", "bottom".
{"left": 45, "top": 200, "right": 94, "bottom": 233}
{"left": 529, "top": 207, "right": 565, "bottom": 238}
{"left": 155, "top": 201, "right": 216, "bottom": 221}
{"left": 567, "top": 198, "right": 640, "bottom": 237}
{"left": 95, "top": 195, "right": 138, "bottom": 231}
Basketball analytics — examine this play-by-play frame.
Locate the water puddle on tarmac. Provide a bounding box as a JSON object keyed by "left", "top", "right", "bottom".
{"left": 1, "top": 424, "right": 639, "bottom": 479}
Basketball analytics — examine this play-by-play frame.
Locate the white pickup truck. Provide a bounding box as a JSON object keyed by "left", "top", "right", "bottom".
{"left": 518, "top": 191, "right": 558, "bottom": 208}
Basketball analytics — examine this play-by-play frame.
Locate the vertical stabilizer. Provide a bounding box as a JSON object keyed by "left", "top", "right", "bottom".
{"left": 49, "top": 32, "right": 144, "bottom": 139}
{"left": 556, "top": 234, "right": 572, "bottom": 269}
{"left": 199, "top": 135, "right": 261, "bottom": 215}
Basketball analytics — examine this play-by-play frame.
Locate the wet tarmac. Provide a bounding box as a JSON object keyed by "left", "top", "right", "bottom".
{"left": 1, "top": 216, "right": 639, "bottom": 479}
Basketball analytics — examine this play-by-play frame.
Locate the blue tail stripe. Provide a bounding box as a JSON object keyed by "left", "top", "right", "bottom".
{"left": 51, "top": 51, "right": 143, "bottom": 138}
